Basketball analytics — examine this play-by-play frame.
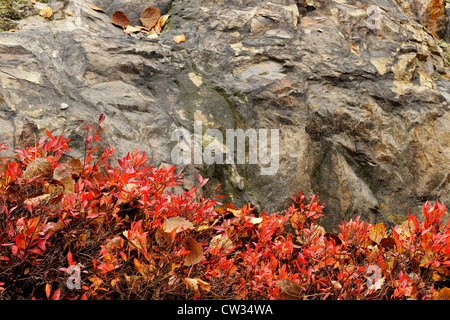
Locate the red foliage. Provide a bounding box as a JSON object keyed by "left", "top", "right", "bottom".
{"left": 0, "top": 115, "right": 448, "bottom": 300}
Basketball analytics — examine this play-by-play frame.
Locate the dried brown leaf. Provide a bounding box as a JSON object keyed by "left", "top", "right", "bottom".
{"left": 184, "top": 237, "right": 203, "bottom": 266}
{"left": 23, "top": 158, "right": 52, "bottom": 180}
{"left": 369, "top": 223, "right": 387, "bottom": 244}
{"left": 277, "top": 279, "right": 303, "bottom": 300}
{"left": 140, "top": 7, "right": 161, "bottom": 29}
{"left": 184, "top": 278, "right": 210, "bottom": 293}
{"left": 111, "top": 11, "right": 130, "bottom": 28}
{"left": 163, "top": 216, "right": 194, "bottom": 233}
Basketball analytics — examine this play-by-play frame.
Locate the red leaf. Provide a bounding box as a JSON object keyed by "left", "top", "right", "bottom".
{"left": 67, "top": 250, "right": 74, "bottom": 266}
{"left": 52, "top": 288, "right": 60, "bottom": 300}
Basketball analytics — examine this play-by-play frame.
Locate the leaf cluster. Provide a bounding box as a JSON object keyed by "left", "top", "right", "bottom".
{"left": 0, "top": 115, "right": 448, "bottom": 300}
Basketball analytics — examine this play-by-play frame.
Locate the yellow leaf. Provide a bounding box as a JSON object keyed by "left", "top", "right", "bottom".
{"left": 432, "top": 287, "right": 450, "bottom": 300}
{"left": 369, "top": 223, "right": 387, "bottom": 244}
{"left": 124, "top": 25, "right": 142, "bottom": 35}
{"left": 23, "top": 157, "right": 52, "bottom": 180}
{"left": 248, "top": 217, "right": 263, "bottom": 224}
{"left": 38, "top": 7, "right": 53, "bottom": 18}
{"left": 184, "top": 278, "right": 210, "bottom": 293}
{"left": 158, "top": 15, "right": 169, "bottom": 27}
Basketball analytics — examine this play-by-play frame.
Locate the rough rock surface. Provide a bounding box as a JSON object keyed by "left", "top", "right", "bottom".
{"left": 0, "top": 0, "right": 449, "bottom": 231}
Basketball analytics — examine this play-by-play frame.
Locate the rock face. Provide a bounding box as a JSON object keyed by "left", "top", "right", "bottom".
{"left": 0, "top": 0, "right": 449, "bottom": 231}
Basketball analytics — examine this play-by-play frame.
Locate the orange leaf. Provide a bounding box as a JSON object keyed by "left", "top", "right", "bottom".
{"left": 173, "top": 33, "right": 185, "bottom": 44}
{"left": 140, "top": 7, "right": 161, "bottom": 28}
{"left": 45, "top": 283, "right": 51, "bottom": 298}
{"left": 111, "top": 11, "right": 130, "bottom": 28}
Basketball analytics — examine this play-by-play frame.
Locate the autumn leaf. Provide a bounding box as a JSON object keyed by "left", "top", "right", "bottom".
{"left": 432, "top": 287, "right": 450, "bottom": 300}
{"left": 66, "top": 158, "right": 82, "bottom": 176}
{"left": 111, "top": 11, "right": 130, "bottom": 28}
{"left": 173, "top": 33, "right": 185, "bottom": 44}
{"left": 45, "top": 283, "right": 51, "bottom": 298}
{"left": 140, "top": 7, "right": 161, "bottom": 29}
{"left": 369, "top": 223, "right": 387, "bottom": 244}
{"left": 23, "top": 158, "right": 52, "bottom": 180}
{"left": 209, "top": 234, "right": 234, "bottom": 251}
{"left": 124, "top": 25, "right": 142, "bottom": 35}
{"left": 277, "top": 279, "right": 303, "bottom": 300}
{"left": 88, "top": 3, "right": 105, "bottom": 12}
{"left": 184, "top": 238, "right": 203, "bottom": 266}
{"left": 163, "top": 217, "right": 194, "bottom": 233}
{"left": 38, "top": 7, "right": 53, "bottom": 19}
{"left": 379, "top": 237, "right": 396, "bottom": 250}
{"left": 158, "top": 15, "right": 169, "bottom": 28}
{"left": 184, "top": 278, "right": 210, "bottom": 293}
{"left": 155, "top": 227, "right": 171, "bottom": 248}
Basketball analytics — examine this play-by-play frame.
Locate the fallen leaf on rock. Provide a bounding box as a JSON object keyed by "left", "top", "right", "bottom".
{"left": 111, "top": 11, "right": 130, "bottom": 28}
{"left": 88, "top": 3, "right": 105, "bottom": 12}
{"left": 38, "top": 7, "right": 53, "bottom": 18}
{"left": 173, "top": 33, "right": 185, "bottom": 44}
{"left": 124, "top": 25, "right": 142, "bottom": 35}
{"left": 140, "top": 7, "right": 161, "bottom": 29}
{"left": 158, "top": 15, "right": 169, "bottom": 28}
{"left": 184, "top": 238, "right": 203, "bottom": 266}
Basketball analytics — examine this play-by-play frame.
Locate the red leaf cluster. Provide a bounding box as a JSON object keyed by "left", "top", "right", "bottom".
{"left": 0, "top": 115, "right": 448, "bottom": 300}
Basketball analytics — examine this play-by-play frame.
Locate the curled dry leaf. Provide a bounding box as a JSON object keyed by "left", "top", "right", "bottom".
{"left": 159, "top": 15, "right": 169, "bottom": 28}
{"left": 184, "top": 238, "right": 203, "bottom": 266}
{"left": 140, "top": 7, "right": 161, "bottom": 29}
{"left": 173, "top": 33, "right": 185, "bottom": 44}
{"left": 124, "top": 25, "right": 142, "bottom": 35}
{"left": 38, "top": 7, "right": 53, "bottom": 18}
{"left": 88, "top": 4, "right": 105, "bottom": 12}
{"left": 184, "top": 278, "right": 210, "bottom": 293}
{"left": 23, "top": 158, "right": 52, "bottom": 180}
{"left": 162, "top": 216, "right": 194, "bottom": 233}
{"left": 276, "top": 279, "right": 303, "bottom": 300}
{"left": 111, "top": 11, "right": 130, "bottom": 28}
{"left": 155, "top": 227, "right": 171, "bottom": 248}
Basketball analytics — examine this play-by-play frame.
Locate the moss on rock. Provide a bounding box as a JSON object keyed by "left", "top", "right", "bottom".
{"left": 0, "top": 0, "right": 38, "bottom": 31}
